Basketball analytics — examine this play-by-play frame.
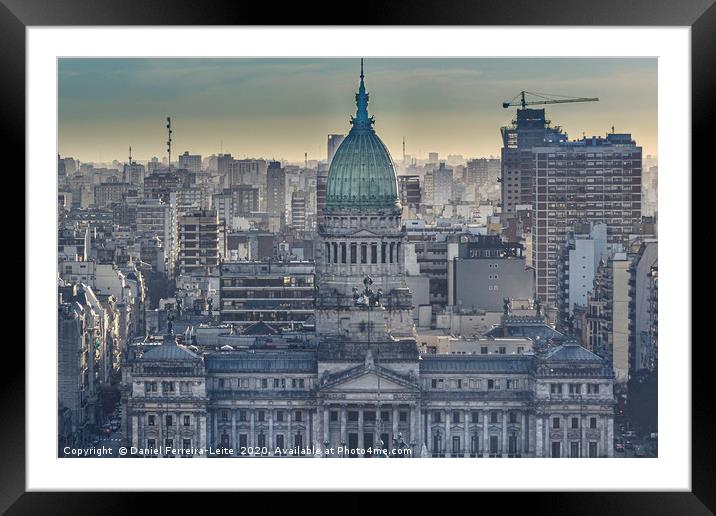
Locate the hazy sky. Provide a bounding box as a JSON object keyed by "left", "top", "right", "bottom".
{"left": 58, "top": 58, "right": 657, "bottom": 164}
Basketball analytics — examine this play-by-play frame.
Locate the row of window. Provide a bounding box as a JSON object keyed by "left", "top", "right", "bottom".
{"left": 147, "top": 414, "right": 192, "bottom": 427}
{"left": 144, "top": 381, "right": 193, "bottom": 394}
{"left": 220, "top": 409, "right": 303, "bottom": 423}
{"left": 428, "top": 378, "right": 522, "bottom": 390}
{"left": 432, "top": 410, "right": 519, "bottom": 424}
{"left": 215, "top": 377, "right": 308, "bottom": 390}
{"left": 551, "top": 416, "right": 600, "bottom": 429}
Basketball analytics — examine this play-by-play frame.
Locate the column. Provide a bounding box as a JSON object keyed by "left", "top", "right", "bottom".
{"left": 409, "top": 404, "right": 417, "bottom": 450}
{"left": 323, "top": 405, "right": 330, "bottom": 448}
{"left": 199, "top": 415, "right": 206, "bottom": 450}
{"left": 581, "top": 414, "right": 586, "bottom": 457}
{"left": 535, "top": 416, "right": 543, "bottom": 457}
{"left": 357, "top": 408, "right": 364, "bottom": 455}
{"left": 502, "top": 410, "right": 508, "bottom": 457}
{"left": 212, "top": 411, "right": 218, "bottom": 447}
{"left": 249, "top": 409, "right": 255, "bottom": 449}
{"left": 340, "top": 405, "right": 347, "bottom": 447}
{"left": 562, "top": 415, "right": 567, "bottom": 457}
{"left": 463, "top": 409, "right": 470, "bottom": 457}
{"left": 606, "top": 415, "right": 614, "bottom": 458}
{"left": 392, "top": 405, "right": 399, "bottom": 445}
{"left": 444, "top": 410, "right": 450, "bottom": 457}
{"left": 131, "top": 415, "right": 138, "bottom": 448}
{"left": 482, "top": 410, "right": 489, "bottom": 457}
{"left": 528, "top": 412, "right": 536, "bottom": 457}
{"left": 521, "top": 412, "right": 527, "bottom": 456}
{"left": 231, "top": 410, "right": 237, "bottom": 456}
{"left": 288, "top": 409, "right": 293, "bottom": 449}
{"left": 268, "top": 409, "right": 274, "bottom": 456}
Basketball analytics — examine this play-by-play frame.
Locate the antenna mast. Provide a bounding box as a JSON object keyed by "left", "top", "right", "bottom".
{"left": 166, "top": 116, "right": 172, "bottom": 172}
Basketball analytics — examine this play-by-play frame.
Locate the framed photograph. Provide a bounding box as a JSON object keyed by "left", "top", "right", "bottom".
{"left": 8, "top": 0, "right": 709, "bottom": 512}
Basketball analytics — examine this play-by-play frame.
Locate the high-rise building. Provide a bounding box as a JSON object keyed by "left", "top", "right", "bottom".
{"left": 428, "top": 152, "right": 439, "bottom": 164}
{"left": 135, "top": 198, "right": 177, "bottom": 275}
{"left": 533, "top": 133, "right": 642, "bottom": 304}
{"left": 315, "top": 163, "right": 329, "bottom": 226}
{"left": 586, "top": 252, "right": 631, "bottom": 384}
{"left": 397, "top": 175, "right": 421, "bottom": 209}
{"left": 432, "top": 163, "right": 453, "bottom": 206}
{"left": 178, "top": 151, "right": 202, "bottom": 173}
{"left": 327, "top": 134, "right": 345, "bottom": 165}
{"left": 266, "top": 161, "right": 286, "bottom": 232}
{"left": 291, "top": 191, "right": 307, "bottom": 232}
{"left": 177, "top": 209, "right": 221, "bottom": 274}
{"left": 555, "top": 222, "right": 615, "bottom": 330}
{"left": 466, "top": 159, "right": 489, "bottom": 187}
{"left": 628, "top": 240, "right": 658, "bottom": 374}
{"left": 219, "top": 261, "right": 315, "bottom": 330}
{"left": 500, "top": 108, "right": 568, "bottom": 214}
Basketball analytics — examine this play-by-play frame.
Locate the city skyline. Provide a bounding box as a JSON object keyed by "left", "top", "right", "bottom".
{"left": 59, "top": 57, "right": 657, "bottom": 163}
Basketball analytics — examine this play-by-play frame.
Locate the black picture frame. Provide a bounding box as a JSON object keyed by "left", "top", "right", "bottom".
{"left": 6, "top": 0, "right": 710, "bottom": 512}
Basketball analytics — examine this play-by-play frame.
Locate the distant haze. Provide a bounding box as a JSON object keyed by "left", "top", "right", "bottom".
{"left": 59, "top": 58, "right": 657, "bottom": 164}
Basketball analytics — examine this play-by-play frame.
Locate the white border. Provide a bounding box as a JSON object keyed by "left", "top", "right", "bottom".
{"left": 27, "top": 27, "right": 690, "bottom": 491}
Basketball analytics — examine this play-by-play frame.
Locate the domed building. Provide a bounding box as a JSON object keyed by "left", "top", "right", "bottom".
{"left": 316, "top": 60, "right": 414, "bottom": 340}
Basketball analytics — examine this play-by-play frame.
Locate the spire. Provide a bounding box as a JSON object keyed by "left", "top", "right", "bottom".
{"left": 351, "top": 58, "right": 373, "bottom": 131}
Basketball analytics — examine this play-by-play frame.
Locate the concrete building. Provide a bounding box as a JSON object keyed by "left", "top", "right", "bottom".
{"left": 586, "top": 253, "right": 631, "bottom": 384}
{"left": 178, "top": 151, "right": 202, "bottom": 173}
{"left": 533, "top": 133, "right": 643, "bottom": 304}
{"left": 629, "top": 240, "right": 658, "bottom": 373}
{"left": 177, "top": 210, "right": 221, "bottom": 275}
{"left": 449, "top": 236, "right": 534, "bottom": 312}
{"left": 219, "top": 261, "right": 315, "bottom": 330}
{"left": 266, "top": 161, "right": 286, "bottom": 232}
{"left": 555, "top": 222, "right": 615, "bottom": 330}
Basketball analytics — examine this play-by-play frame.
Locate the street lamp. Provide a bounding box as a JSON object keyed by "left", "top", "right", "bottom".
{"left": 323, "top": 439, "right": 330, "bottom": 459}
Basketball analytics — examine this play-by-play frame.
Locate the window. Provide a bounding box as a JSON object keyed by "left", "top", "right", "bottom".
{"left": 364, "top": 411, "right": 376, "bottom": 422}
{"left": 587, "top": 384, "right": 600, "bottom": 394}
{"left": 360, "top": 244, "right": 367, "bottom": 264}
{"left": 490, "top": 436, "right": 499, "bottom": 455}
{"left": 221, "top": 410, "right": 228, "bottom": 422}
{"left": 350, "top": 244, "right": 357, "bottom": 264}
{"left": 571, "top": 417, "right": 579, "bottom": 429}
{"left": 457, "top": 379, "right": 462, "bottom": 389}
{"left": 330, "top": 411, "right": 338, "bottom": 422}
{"left": 590, "top": 417, "right": 597, "bottom": 429}
{"left": 183, "top": 439, "right": 191, "bottom": 454}
{"left": 399, "top": 411, "right": 408, "bottom": 423}
{"left": 148, "top": 415, "right": 155, "bottom": 426}
{"left": 239, "top": 410, "right": 247, "bottom": 422}
{"left": 488, "top": 379, "right": 494, "bottom": 390}
{"left": 550, "top": 383, "right": 563, "bottom": 395}
{"left": 432, "top": 411, "right": 442, "bottom": 423}
{"left": 276, "top": 410, "right": 284, "bottom": 422}
{"left": 348, "top": 411, "right": 358, "bottom": 422}
{"left": 490, "top": 411, "right": 498, "bottom": 424}
{"left": 452, "top": 436, "right": 461, "bottom": 454}
{"left": 381, "top": 411, "right": 390, "bottom": 422}
{"left": 509, "top": 412, "right": 517, "bottom": 424}
{"left": 218, "top": 378, "right": 225, "bottom": 389}
{"left": 276, "top": 434, "right": 285, "bottom": 451}
{"left": 452, "top": 411, "right": 460, "bottom": 424}
{"left": 471, "top": 411, "right": 479, "bottom": 423}
{"left": 570, "top": 442, "right": 580, "bottom": 458}
{"left": 147, "top": 439, "right": 156, "bottom": 449}
{"left": 551, "top": 442, "right": 561, "bottom": 458}
{"left": 261, "top": 378, "right": 268, "bottom": 389}
{"left": 552, "top": 417, "right": 560, "bottom": 429}
{"left": 257, "top": 433, "right": 266, "bottom": 448}
{"left": 258, "top": 410, "right": 265, "bottom": 422}
{"left": 589, "top": 442, "right": 598, "bottom": 458}
{"left": 165, "top": 415, "right": 173, "bottom": 427}
{"left": 294, "top": 433, "right": 303, "bottom": 449}
{"left": 294, "top": 411, "right": 302, "bottom": 422}
{"left": 183, "top": 415, "right": 190, "bottom": 427}
{"left": 481, "top": 347, "right": 488, "bottom": 355}
{"left": 274, "top": 378, "right": 280, "bottom": 388}
{"left": 499, "top": 347, "right": 506, "bottom": 355}
{"left": 431, "top": 379, "right": 437, "bottom": 388}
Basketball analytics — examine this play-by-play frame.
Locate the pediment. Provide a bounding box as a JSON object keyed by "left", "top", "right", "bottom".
{"left": 351, "top": 229, "right": 381, "bottom": 238}
{"left": 321, "top": 366, "right": 418, "bottom": 392}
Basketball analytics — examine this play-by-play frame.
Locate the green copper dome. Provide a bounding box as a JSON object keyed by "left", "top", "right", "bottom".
{"left": 325, "top": 60, "right": 400, "bottom": 212}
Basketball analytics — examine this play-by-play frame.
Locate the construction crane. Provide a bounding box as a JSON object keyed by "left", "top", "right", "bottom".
{"left": 502, "top": 91, "right": 599, "bottom": 109}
